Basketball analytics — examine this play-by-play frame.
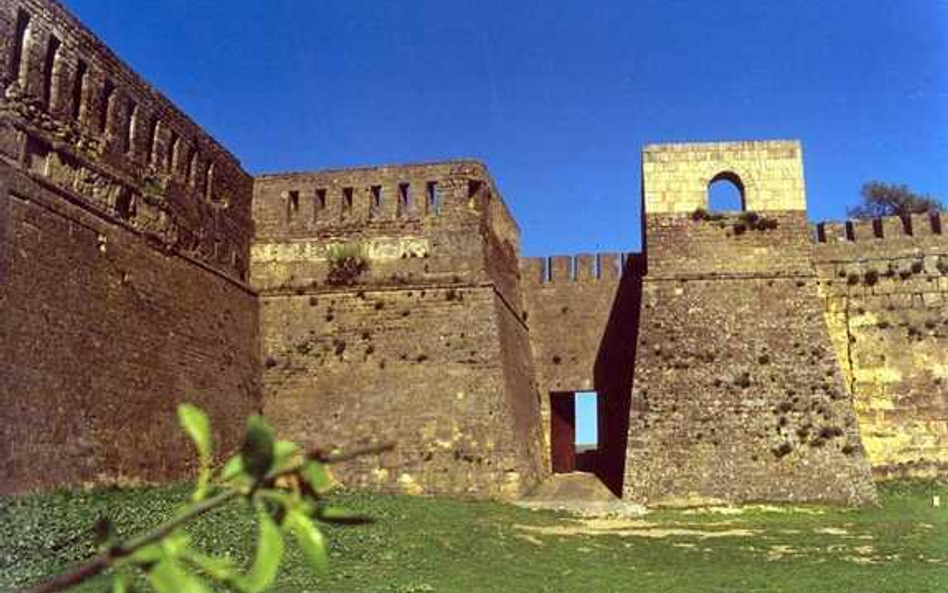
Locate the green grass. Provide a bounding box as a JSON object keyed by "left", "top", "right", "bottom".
{"left": 2, "top": 480, "right": 947, "bottom": 593}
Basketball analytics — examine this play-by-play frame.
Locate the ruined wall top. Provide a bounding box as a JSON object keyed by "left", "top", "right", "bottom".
{"left": 642, "top": 140, "right": 806, "bottom": 215}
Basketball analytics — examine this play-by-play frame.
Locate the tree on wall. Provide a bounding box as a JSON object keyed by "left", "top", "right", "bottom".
{"left": 847, "top": 181, "right": 944, "bottom": 219}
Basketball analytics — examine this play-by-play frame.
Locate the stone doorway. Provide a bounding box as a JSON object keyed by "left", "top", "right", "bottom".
{"left": 550, "top": 391, "right": 599, "bottom": 474}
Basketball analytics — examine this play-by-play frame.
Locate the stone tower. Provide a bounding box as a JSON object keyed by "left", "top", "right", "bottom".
{"left": 623, "top": 141, "right": 876, "bottom": 504}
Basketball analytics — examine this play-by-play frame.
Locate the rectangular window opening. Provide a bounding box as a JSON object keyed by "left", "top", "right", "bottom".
{"left": 204, "top": 162, "right": 214, "bottom": 201}
{"left": 467, "top": 179, "right": 482, "bottom": 199}
{"left": 426, "top": 181, "right": 440, "bottom": 214}
{"left": 844, "top": 221, "right": 855, "bottom": 242}
{"left": 187, "top": 149, "right": 198, "bottom": 187}
{"left": 11, "top": 9, "right": 30, "bottom": 83}
{"left": 398, "top": 182, "right": 411, "bottom": 214}
{"left": 167, "top": 132, "right": 179, "bottom": 174}
{"left": 42, "top": 35, "right": 61, "bottom": 110}
{"left": 342, "top": 187, "right": 353, "bottom": 213}
{"left": 124, "top": 99, "right": 137, "bottom": 155}
{"left": 370, "top": 185, "right": 382, "bottom": 216}
{"left": 146, "top": 117, "right": 158, "bottom": 164}
{"left": 71, "top": 60, "right": 87, "bottom": 121}
{"left": 287, "top": 190, "right": 300, "bottom": 221}
{"left": 98, "top": 79, "right": 115, "bottom": 134}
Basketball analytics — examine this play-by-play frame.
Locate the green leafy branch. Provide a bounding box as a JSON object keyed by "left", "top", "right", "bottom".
{"left": 19, "top": 405, "right": 394, "bottom": 593}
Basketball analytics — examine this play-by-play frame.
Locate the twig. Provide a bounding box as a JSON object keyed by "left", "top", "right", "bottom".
{"left": 18, "top": 442, "right": 395, "bottom": 593}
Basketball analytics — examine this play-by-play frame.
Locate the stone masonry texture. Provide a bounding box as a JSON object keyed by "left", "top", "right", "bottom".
{"left": 2, "top": 0, "right": 946, "bottom": 503}
{"left": 1, "top": 0, "right": 260, "bottom": 493}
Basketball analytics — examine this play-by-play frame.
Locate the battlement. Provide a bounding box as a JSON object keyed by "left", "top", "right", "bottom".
{"left": 642, "top": 139, "right": 805, "bottom": 214}
{"left": 1, "top": 0, "right": 254, "bottom": 280}
{"left": 813, "top": 212, "right": 945, "bottom": 244}
{"left": 520, "top": 253, "right": 643, "bottom": 285}
{"left": 253, "top": 159, "right": 517, "bottom": 240}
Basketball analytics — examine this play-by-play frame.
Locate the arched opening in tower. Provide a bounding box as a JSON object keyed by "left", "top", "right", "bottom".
{"left": 708, "top": 171, "right": 745, "bottom": 212}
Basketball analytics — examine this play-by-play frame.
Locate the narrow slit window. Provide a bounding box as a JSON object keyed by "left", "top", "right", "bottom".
{"left": 314, "top": 188, "right": 327, "bottom": 213}
{"left": 124, "top": 99, "right": 137, "bottom": 156}
{"left": 146, "top": 117, "right": 158, "bottom": 164}
{"left": 98, "top": 79, "right": 115, "bottom": 134}
{"left": 370, "top": 185, "right": 382, "bottom": 216}
{"left": 468, "top": 179, "right": 482, "bottom": 199}
{"left": 287, "top": 190, "right": 300, "bottom": 221}
{"left": 398, "top": 183, "right": 411, "bottom": 214}
{"left": 204, "top": 162, "right": 214, "bottom": 201}
{"left": 42, "top": 35, "right": 61, "bottom": 110}
{"left": 167, "top": 131, "right": 179, "bottom": 174}
{"left": 71, "top": 60, "right": 87, "bottom": 121}
{"left": 187, "top": 148, "right": 198, "bottom": 187}
{"left": 10, "top": 9, "right": 30, "bottom": 84}
{"left": 342, "top": 187, "right": 354, "bottom": 214}
{"left": 426, "top": 181, "right": 440, "bottom": 214}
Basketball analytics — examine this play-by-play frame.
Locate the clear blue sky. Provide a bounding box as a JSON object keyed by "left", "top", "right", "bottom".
{"left": 63, "top": 0, "right": 946, "bottom": 257}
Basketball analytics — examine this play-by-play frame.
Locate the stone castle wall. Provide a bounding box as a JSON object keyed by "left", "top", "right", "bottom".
{"left": 2, "top": 0, "right": 945, "bottom": 504}
{"left": 0, "top": 0, "right": 260, "bottom": 493}
{"left": 814, "top": 213, "right": 948, "bottom": 478}
{"left": 619, "top": 142, "right": 873, "bottom": 504}
{"left": 518, "top": 253, "right": 641, "bottom": 494}
{"left": 252, "top": 163, "right": 546, "bottom": 499}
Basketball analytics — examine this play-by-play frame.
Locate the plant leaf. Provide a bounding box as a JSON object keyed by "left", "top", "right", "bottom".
{"left": 111, "top": 571, "right": 131, "bottom": 593}
{"left": 241, "top": 416, "right": 275, "bottom": 480}
{"left": 301, "top": 461, "right": 333, "bottom": 495}
{"left": 233, "top": 508, "right": 284, "bottom": 593}
{"left": 270, "top": 440, "right": 302, "bottom": 475}
{"left": 182, "top": 549, "right": 237, "bottom": 582}
{"left": 146, "top": 545, "right": 211, "bottom": 593}
{"left": 219, "top": 454, "right": 245, "bottom": 481}
{"left": 285, "top": 509, "right": 329, "bottom": 576}
{"left": 178, "top": 404, "right": 213, "bottom": 501}
{"left": 177, "top": 404, "right": 212, "bottom": 460}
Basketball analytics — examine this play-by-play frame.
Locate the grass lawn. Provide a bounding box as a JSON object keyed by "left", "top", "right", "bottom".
{"left": 1, "top": 480, "right": 946, "bottom": 593}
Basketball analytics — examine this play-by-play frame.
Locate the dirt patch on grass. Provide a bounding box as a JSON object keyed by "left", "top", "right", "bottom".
{"left": 681, "top": 504, "right": 829, "bottom": 516}
{"left": 514, "top": 519, "right": 761, "bottom": 539}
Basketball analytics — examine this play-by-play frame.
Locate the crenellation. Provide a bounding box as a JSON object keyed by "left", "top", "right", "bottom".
{"left": 599, "top": 253, "right": 622, "bottom": 279}
{"left": 548, "top": 255, "right": 572, "bottom": 282}
{"left": 520, "top": 257, "right": 545, "bottom": 284}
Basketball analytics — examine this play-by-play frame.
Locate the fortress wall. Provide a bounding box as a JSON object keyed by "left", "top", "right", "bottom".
{"left": 258, "top": 285, "right": 543, "bottom": 499}
{"left": 0, "top": 0, "right": 260, "bottom": 493}
{"left": 1, "top": 0, "right": 254, "bottom": 281}
{"left": 624, "top": 140, "right": 876, "bottom": 505}
{"left": 519, "top": 253, "right": 641, "bottom": 493}
{"left": 254, "top": 163, "right": 545, "bottom": 498}
{"left": 644, "top": 211, "right": 814, "bottom": 278}
{"left": 1, "top": 164, "right": 260, "bottom": 493}
{"left": 813, "top": 214, "right": 948, "bottom": 478}
{"left": 252, "top": 162, "right": 504, "bottom": 293}
{"left": 627, "top": 275, "right": 875, "bottom": 504}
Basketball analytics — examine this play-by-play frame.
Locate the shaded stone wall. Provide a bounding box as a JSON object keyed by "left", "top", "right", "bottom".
{"left": 252, "top": 162, "right": 545, "bottom": 499}
{"left": 519, "top": 253, "right": 641, "bottom": 494}
{"left": 814, "top": 213, "right": 948, "bottom": 478}
{"left": 0, "top": 0, "right": 259, "bottom": 493}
